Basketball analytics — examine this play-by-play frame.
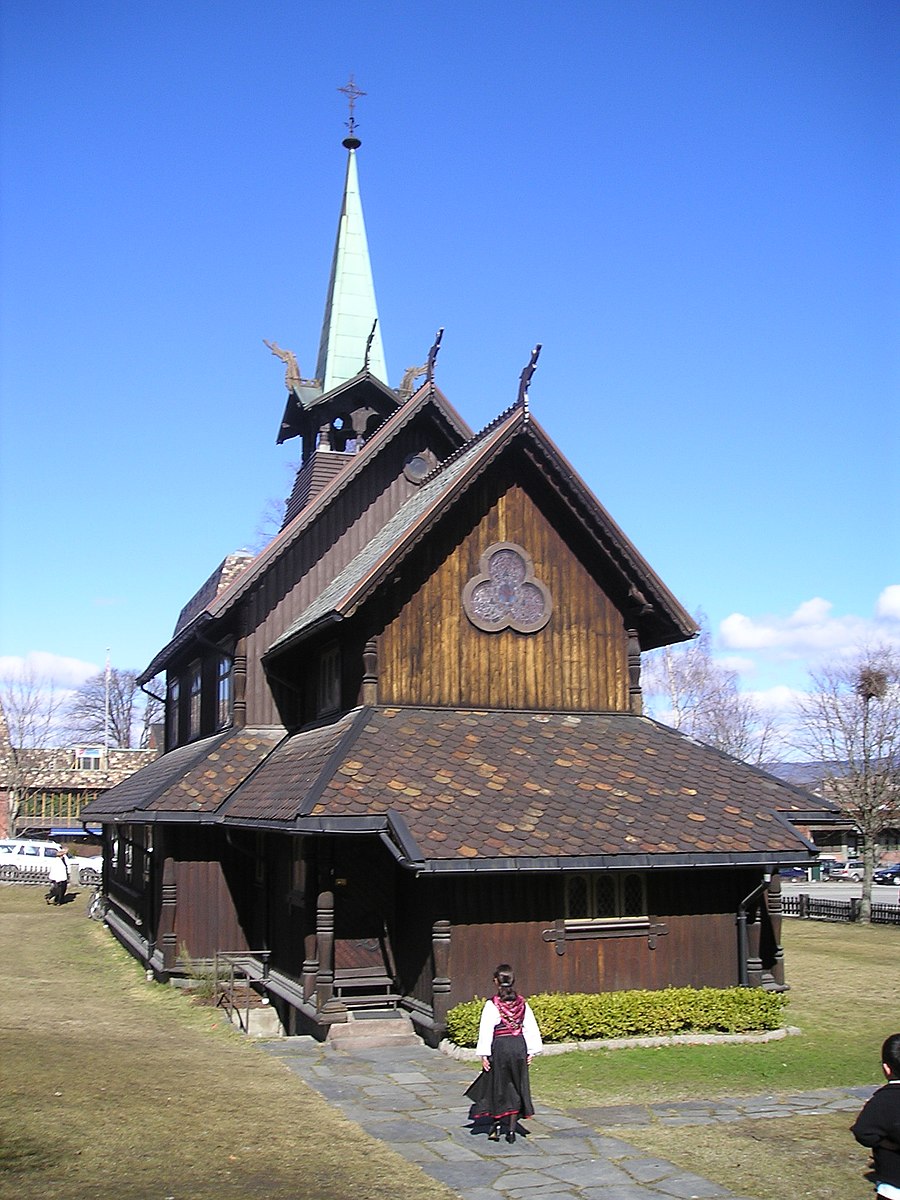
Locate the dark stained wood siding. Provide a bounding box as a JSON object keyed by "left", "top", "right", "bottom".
{"left": 241, "top": 423, "right": 454, "bottom": 726}
{"left": 378, "top": 478, "right": 629, "bottom": 711}
{"left": 395, "top": 868, "right": 760, "bottom": 1008}
{"left": 446, "top": 912, "right": 739, "bottom": 1004}
{"left": 172, "top": 860, "right": 247, "bottom": 958}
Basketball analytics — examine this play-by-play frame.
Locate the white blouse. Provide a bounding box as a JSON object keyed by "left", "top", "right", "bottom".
{"left": 475, "top": 999, "right": 543, "bottom": 1056}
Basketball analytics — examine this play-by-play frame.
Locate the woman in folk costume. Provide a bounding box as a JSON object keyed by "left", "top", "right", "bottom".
{"left": 465, "top": 964, "right": 542, "bottom": 1143}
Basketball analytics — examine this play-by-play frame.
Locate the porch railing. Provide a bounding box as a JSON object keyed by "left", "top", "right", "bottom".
{"left": 213, "top": 951, "right": 272, "bottom": 1034}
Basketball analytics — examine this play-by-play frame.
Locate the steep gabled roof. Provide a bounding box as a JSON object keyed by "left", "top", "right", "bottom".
{"left": 137, "top": 382, "right": 471, "bottom": 685}
{"left": 266, "top": 399, "right": 697, "bottom": 659}
{"left": 266, "top": 403, "right": 524, "bottom": 656}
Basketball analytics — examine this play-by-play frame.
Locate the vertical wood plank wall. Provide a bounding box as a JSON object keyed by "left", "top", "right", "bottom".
{"left": 239, "top": 427, "right": 434, "bottom": 726}
{"left": 379, "top": 481, "right": 629, "bottom": 711}
{"left": 446, "top": 912, "right": 740, "bottom": 1006}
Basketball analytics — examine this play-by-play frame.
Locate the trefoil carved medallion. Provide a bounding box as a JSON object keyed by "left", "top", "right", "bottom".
{"left": 462, "top": 542, "right": 552, "bottom": 633}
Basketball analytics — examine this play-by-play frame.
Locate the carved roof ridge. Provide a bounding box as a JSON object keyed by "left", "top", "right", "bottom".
{"left": 420, "top": 396, "right": 525, "bottom": 485}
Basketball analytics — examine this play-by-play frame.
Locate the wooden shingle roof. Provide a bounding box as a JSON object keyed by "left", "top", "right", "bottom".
{"left": 90, "top": 705, "right": 821, "bottom": 872}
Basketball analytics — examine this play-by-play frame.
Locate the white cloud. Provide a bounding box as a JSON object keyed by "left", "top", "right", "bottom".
{"left": 0, "top": 651, "right": 99, "bottom": 689}
{"left": 719, "top": 592, "right": 900, "bottom": 664}
{"left": 744, "top": 684, "right": 805, "bottom": 715}
{"left": 876, "top": 585, "right": 900, "bottom": 621}
{"left": 718, "top": 654, "right": 757, "bottom": 674}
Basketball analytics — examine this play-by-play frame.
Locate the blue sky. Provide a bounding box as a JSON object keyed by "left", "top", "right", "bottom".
{"left": 1, "top": 0, "right": 898, "bottom": 715}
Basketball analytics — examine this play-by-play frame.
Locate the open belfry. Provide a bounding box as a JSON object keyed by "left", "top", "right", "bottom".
{"left": 84, "top": 82, "right": 826, "bottom": 1043}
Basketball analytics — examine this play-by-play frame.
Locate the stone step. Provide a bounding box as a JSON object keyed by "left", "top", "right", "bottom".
{"left": 326, "top": 1011, "right": 421, "bottom": 1049}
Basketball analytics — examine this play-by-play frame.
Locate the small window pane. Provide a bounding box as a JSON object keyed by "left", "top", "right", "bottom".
{"left": 217, "top": 654, "right": 233, "bottom": 729}
{"left": 623, "top": 874, "right": 645, "bottom": 917}
{"left": 594, "top": 876, "right": 616, "bottom": 918}
{"left": 166, "top": 678, "right": 180, "bottom": 748}
{"left": 318, "top": 646, "right": 340, "bottom": 715}
{"left": 188, "top": 663, "right": 201, "bottom": 739}
{"left": 567, "top": 875, "right": 589, "bottom": 918}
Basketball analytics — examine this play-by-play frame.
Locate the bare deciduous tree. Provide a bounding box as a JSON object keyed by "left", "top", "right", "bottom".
{"left": 642, "top": 619, "right": 783, "bottom": 765}
{"left": 0, "top": 667, "right": 65, "bottom": 827}
{"left": 65, "top": 668, "right": 163, "bottom": 750}
{"left": 796, "top": 646, "right": 900, "bottom": 922}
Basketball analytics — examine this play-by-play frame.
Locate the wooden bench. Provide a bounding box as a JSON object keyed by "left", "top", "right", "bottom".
{"left": 334, "top": 965, "right": 400, "bottom": 1007}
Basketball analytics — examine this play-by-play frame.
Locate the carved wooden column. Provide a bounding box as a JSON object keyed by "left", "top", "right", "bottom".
{"left": 627, "top": 629, "right": 642, "bottom": 715}
{"left": 159, "top": 857, "right": 178, "bottom": 973}
{"left": 232, "top": 640, "right": 247, "bottom": 728}
{"left": 300, "top": 844, "right": 316, "bottom": 1003}
{"left": 302, "top": 928, "right": 318, "bottom": 1002}
{"left": 766, "top": 874, "right": 786, "bottom": 988}
{"left": 361, "top": 638, "right": 378, "bottom": 705}
{"left": 431, "top": 919, "right": 452, "bottom": 1033}
{"left": 745, "top": 901, "right": 763, "bottom": 988}
{"left": 315, "top": 888, "right": 347, "bottom": 1020}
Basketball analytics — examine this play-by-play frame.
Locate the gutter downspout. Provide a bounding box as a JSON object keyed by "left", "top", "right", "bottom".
{"left": 737, "top": 873, "right": 771, "bottom": 987}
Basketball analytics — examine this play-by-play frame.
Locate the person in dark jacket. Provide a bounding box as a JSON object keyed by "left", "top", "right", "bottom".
{"left": 852, "top": 1033, "right": 900, "bottom": 1198}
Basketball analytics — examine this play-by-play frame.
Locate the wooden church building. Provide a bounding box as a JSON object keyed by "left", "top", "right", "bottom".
{"left": 84, "top": 121, "right": 824, "bottom": 1043}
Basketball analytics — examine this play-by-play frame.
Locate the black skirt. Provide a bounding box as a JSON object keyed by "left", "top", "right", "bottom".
{"left": 464, "top": 1033, "right": 535, "bottom": 1122}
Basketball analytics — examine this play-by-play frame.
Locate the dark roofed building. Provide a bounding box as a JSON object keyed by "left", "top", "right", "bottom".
{"left": 83, "top": 124, "right": 827, "bottom": 1043}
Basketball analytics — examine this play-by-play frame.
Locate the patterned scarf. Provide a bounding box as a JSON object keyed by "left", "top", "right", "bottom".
{"left": 493, "top": 992, "right": 526, "bottom": 1037}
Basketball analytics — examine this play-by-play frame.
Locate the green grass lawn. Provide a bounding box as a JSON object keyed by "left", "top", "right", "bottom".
{"left": 532, "top": 918, "right": 899, "bottom": 1199}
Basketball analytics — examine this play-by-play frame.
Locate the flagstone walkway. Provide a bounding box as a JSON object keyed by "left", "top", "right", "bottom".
{"left": 261, "top": 1037, "right": 875, "bottom": 1200}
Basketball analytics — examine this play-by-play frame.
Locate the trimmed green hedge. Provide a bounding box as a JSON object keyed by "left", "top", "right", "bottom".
{"left": 445, "top": 986, "right": 788, "bottom": 1047}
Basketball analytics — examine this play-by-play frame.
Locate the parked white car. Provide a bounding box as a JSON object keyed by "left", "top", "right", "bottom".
{"left": 0, "top": 840, "right": 102, "bottom": 885}
{"left": 0, "top": 839, "right": 66, "bottom": 881}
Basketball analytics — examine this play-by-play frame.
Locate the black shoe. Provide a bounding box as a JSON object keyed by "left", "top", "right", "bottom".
{"left": 487, "top": 1124, "right": 500, "bottom": 1141}
{"left": 505, "top": 1130, "right": 515, "bottom": 1143}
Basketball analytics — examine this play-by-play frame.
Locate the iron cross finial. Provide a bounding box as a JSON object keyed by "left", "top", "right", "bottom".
{"left": 338, "top": 75, "right": 366, "bottom": 140}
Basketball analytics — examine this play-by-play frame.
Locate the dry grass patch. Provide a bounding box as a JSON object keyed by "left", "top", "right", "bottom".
{"left": 619, "top": 1112, "right": 873, "bottom": 1200}
{"left": 0, "top": 887, "right": 457, "bottom": 1200}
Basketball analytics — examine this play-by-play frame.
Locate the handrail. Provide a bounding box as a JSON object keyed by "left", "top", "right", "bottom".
{"left": 213, "top": 951, "right": 272, "bottom": 1033}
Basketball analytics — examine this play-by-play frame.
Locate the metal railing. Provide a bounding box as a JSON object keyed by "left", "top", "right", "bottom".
{"left": 213, "top": 951, "right": 272, "bottom": 1033}
{"left": 782, "top": 893, "right": 900, "bottom": 926}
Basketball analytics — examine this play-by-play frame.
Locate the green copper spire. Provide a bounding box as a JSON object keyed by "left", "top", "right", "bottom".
{"left": 314, "top": 83, "right": 387, "bottom": 392}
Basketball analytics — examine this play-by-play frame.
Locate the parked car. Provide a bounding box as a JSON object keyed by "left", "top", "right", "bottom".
{"left": 817, "top": 857, "right": 843, "bottom": 879}
{"left": 778, "top": 866, "right": 809, "bottom": 881}
{"left": 874, "top": 863, "right": 900, "bottom": 887}
{"left": 0, "top": 839, "right": 66, "bottom": 881}
{"left": 827, "top": 858, "right": 865, "bottom": 882}
{"left": 0, "top": 841, "right": 103, "bottom": 886}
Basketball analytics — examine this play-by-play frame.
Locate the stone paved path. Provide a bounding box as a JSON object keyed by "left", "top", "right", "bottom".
{"left": 261, "top": 1037, "right": 876, "bottom": 1200}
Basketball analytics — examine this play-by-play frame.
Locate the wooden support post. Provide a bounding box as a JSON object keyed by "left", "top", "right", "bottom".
{"left": 745, "top": 906, "right": 763, "bottom": 988}
{"left": 431, "top": 919, "right": 451, "bottom": 1033}
{"left": 627, "top": 629, "right": 642, "bottom": 715}
{"left": 766, "top": 874, "right": 786, "bottom": 988}
{"left": 315, "top": 889, "right": 346, "bottom": 1020}
{"left": 159, "top": 857, "right": 177, "bottom": 973}
{"left": 362, "top": 639, "right": 378, "bottom": 705}
{"left": 232, "top": 644, "right": 247, "bottom": 727}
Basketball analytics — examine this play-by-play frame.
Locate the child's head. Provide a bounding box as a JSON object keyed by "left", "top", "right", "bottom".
{"left": 881, "top": 1034, "right": 900, "bottom": 1077}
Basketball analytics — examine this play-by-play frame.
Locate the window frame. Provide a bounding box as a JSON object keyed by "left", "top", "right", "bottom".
{"left": 564, "top": 872, "right": 648, "bottom": 923}
{"left": 187, "top": 661, "right": 202, "bottom": 741}
{"left": 216, "top": 651, "right": 233, "bottom": 730}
